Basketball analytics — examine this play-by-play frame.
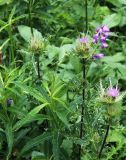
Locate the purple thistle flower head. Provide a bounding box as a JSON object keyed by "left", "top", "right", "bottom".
{"left": 106, "top": 87, "right": 120, "bottom": 98}
{"left": 79, "top": 37, "right": 88, "bottom": 44}
{"left": 92, "top": 53, "right": 104, "bottom": 59}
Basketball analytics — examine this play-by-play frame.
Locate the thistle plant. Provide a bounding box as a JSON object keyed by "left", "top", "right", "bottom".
{"left": 29, "top": 34, "right": 46, "bottom": 80}
{"left": 73, "top": 1, "right": 108, "bottom": 159}
{"left": 75, "top": 17, "right": 110, "bottom": 159}
{"left": 98, "top": 79, "right": 125, "bottom": 159}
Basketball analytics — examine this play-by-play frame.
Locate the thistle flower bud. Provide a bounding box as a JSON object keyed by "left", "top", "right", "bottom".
{"left": 75, "top": 37, "right": 90, "bottom": 58}
{"left": 6, "top": 99, "right": 13, "bottom": 106}
{"left": 107, "top": 102, "right": 122, "bottom": 117}
{"left": 29, "top": 35, "right": 45, "bottom": 53}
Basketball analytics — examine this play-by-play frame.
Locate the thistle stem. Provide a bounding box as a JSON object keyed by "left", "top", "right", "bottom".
{"left": 98, "top": 124, "right": 110, "bottom": 159}
{"left": 78, "top": 0, "right": 88, "bottom": 159}
{"left": 85, "top": 0, "right": 88, "bottom": 32}
{"left": 8, "top": 25, "right": 14, "bottom": 65}
{"left": 78, "top": 58, "right": 86, "bottom": 159}
{"left": 37, "top": 54, "right": 41, "bottom": 79}
{"left": 28, "top": 0, "right": 33, "bottom": 35}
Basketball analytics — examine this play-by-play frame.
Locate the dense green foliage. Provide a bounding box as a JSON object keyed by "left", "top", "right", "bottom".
{"left": 0, "top": 0, "right": 126, "bottom": 160}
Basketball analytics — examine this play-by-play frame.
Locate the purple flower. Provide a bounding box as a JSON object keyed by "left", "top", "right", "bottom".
{"left": 96, "top": 27, "right": 103, "bottom": 33}
{"left": 102, "top": 25, "right": 110, "bottom": 32}
{"left": 106, "top": 87, "right": 120, "bottom": 98}
{"left": 79, "top": 37, "right": 88, "bottom": 44}
{"left": 102, "top": 42, "right": 108, "bottom": 48}
{"left": 92, "top": 53, "right": 104, "bottom": 59}
{"left": 103, "top": 32, "right": 109, "bottom": 39}
{"left": 93, "top": 25, "right": 110, "bottom": 48}
{"left": 93, "top": 34, "right": 99, "bottom": 43}
{"left": 100, "top": 36, "right": 107, "bottom": 42}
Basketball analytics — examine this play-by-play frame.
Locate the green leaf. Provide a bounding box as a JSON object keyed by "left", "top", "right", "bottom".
{"left": 31, "top": 151, "right": 45, "bottom": 160}
{"left": 0, "top": 0, "right": 12, "bottom": 5}
{"left": 102, "top": 13, "right": 121, "bottom": 28}
{"left": 18, "top": 25, "right": 42, "bottom": 42}
{"left": 106, "top": 0, "right": 122, "bottom": 7}
{"left": 21, "top": 132, "right": 52, "bottom": 155}
{"left": 5, "top": 123, "right": 13, "bottom": 159}
{"left": 55, "top": 109, "right": 70, "bottom": 127}
{"left": 59, "top": 44, "right": 74, "bottom": 62}
{"left": 15, "top": 128, "right": 31, "bottom": 144}
{"left": 120, "top": 0, "right": 126, "bottom": 4}
{"left": 8, "top": 5, "right": 16, "bottom": 23}
{"left": 70, "top": 55, "right": 81, "bottom": 73}
{"left": 13, "top": 103, "right": 48, "bottom": 131}
{"left": 101, "top": 53, "right": 125, "bottom": 63}
{"left": 52, "top": 131, "right": 60, "bottom": 160}
{"left": 108, "top": 129, "right": 125, "bottom": 143}
{"left": 61, "top": 139, "right": 73, "bottom": 156}
{"left": 14, "top": 82, "right": 48, "bottom": 103}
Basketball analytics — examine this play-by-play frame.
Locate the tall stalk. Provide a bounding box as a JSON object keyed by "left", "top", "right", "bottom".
{"left": 36, "top": 54, "right": 41, "bottom": 79}
{"left": 28, "top": 0, "right": 33, "bottom": 35}
{"left": 8, "top": 25, "right": 14, "bottom": 65}
{"left": 98, "top": 124, "right": 110, "bottom": 159}
{"left": 78, "top": 0, "right": 88, "bottom": 159}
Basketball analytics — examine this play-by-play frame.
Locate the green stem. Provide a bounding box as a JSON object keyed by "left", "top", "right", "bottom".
{"left": 28, "top": 0, "right": 33, "bottom": 35}
{"left": 37, "top": 54, "right": 41, "bottom": 79}
{"left": 8, "top": 25, "right": 14, "bottom": 66}
{"left": 85, "top": 0, "right": 88, "bottom": 33}
{"left": 78, "top": 58, "right": 86, "bottom": 159}
{"left": 78, "top": 0, "right": 88, "bottom": 159}
{"left": 98, "top": 124, "right": 110, "bottom": 159}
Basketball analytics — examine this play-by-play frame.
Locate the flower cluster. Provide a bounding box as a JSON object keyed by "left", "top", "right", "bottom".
{"left": 93, "top": 25, "right": 110, "bottom": 48}
{"left": 75, "top": 25, "right": 110, "bottom": 59}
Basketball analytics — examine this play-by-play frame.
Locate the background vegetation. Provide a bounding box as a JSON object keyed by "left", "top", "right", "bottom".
{"left": 0, "top": 0, "right": 126, "bottom": 159}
